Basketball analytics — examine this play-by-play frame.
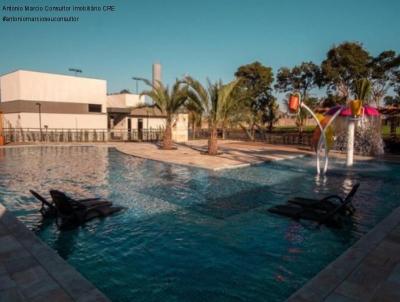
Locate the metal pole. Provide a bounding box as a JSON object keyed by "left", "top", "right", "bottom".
{"left": 69, "top": 68, "right": 82, "bottom": 76}
{"left": 291, "top": 91, "right": 328, "bottom": 175}
{"left": 346, "top": 118, "right": 356, "bottom": 166}
{"left": 317, "top": 107, "right": 342, "bottom": 174}
{"left": 132, "top": 77, "right": 141, "bottom": 94}
{"left": 300, "top": 102, "right": 328, "bottom": 175}
{"left": 36, "top": 103, "right": 42, "bottom": 142}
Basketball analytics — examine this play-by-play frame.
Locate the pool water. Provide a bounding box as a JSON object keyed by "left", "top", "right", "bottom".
{"left": 0, "top": 146, "right": 399, "bottom": 302}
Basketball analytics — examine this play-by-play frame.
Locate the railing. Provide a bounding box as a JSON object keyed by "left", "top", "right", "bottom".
{"left": 2, "top": 128, "right": 164, "bottom": 144}
{"left": 189, "top": 129, "right": 313, "bottom": 146}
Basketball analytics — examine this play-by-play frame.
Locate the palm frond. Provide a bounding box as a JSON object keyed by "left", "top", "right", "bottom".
{"left": 354, "top": 78, "right": 371, "bottom": 102}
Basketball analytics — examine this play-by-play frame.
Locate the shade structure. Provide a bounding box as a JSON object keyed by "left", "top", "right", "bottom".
{"left": 325, "top": 105, "right": 380, "bottom": 117}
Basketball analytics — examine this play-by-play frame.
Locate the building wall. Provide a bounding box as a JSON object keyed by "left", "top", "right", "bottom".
{"left": 110, "top": 116, "right": 166, "bottom": 131}
{"left": 1, "top": 70, "right": 107, "bottom": 112}
{"left": 107, "top": 94, "right": 145, "bottom": 108}
{"left": 0, "top": 70, "right": 108, "bottom": 129}
{"left": 172, "top": 113, "right": 188, "bottom": 142}
{"left": 3, "top": 113, "right": 107, "bottom": 129}
{"left": 133, "top": 117, "right": 166, "bottom": 130}
{"left": 0, "top": 71, "right": 20, "bottom": 102}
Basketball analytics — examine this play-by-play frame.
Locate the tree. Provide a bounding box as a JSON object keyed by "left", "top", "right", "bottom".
{"left": 120, "top": 89, "right": 131, "bottom": 94}
{"left": 140, "top": 79, "right": 188, "bottom": 150}
{"left": 264, "top": 98, "right": 280, "bottom": 132}
{"left": 184, "top": 77, "right": 240, "bottom": 155}
{"left": 283, "top": 94, "right": 319, "bottom": 133}
{"left": 185, "top": 99, "right": 203, "bottom": 139}
{"left": 321, "top": 42, "right": 371, "bottom": 100}
{"left": 275, "top": 62, "right": 320, "bottom": 133}
{"left": 368, "top": 50, "right": 400, "bottom": 107}
{"left": 321, "top": 93, "right": 346, "bottom": 107}
{"left": 275, "top": 61, "right": 321, "bottom": 101}
{"left": 384, "top": 95, "right": 400, "bottom": 106}
{"left": 234, "top": 61, "right": 276, "bottom": 139}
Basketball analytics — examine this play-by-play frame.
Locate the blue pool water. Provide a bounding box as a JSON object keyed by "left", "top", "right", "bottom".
{"left": 0, "top": 146, "right": 400, "bottom": 302}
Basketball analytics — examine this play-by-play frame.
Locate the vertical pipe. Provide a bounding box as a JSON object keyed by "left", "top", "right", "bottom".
{"left": 346, "top": 118, "right": 355, "bottom": 166}
{"left": 301, "top": 103, "right": 327, "bottom": 175}
{"left": 317, "top": 107, "right": 342, "bottom": 174}
{"left": 152, "top": 63, "right": 162, "bottom": 89}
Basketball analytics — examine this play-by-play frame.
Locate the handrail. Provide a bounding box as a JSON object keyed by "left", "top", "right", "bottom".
{"left": 2, "top": 128, "right": 164, "bottom": 143}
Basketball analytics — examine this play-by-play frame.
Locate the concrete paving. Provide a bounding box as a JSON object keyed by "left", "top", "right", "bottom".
{"left": 116, "top": 140, "right": 313, "bottom": 170}
{"left": 0, "top": 204, "right": 109, "bottom": 302}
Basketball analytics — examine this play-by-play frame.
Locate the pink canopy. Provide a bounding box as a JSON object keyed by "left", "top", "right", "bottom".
{"left": 325, "top": 105, "right": 379, "bottom": 117}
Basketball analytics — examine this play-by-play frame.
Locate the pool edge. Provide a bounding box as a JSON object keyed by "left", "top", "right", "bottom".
{"left": 0, "top": 203, "right": 110, "bottom": 302}
{"left": 286, "top": 206, "right": 400, "bottom": 302}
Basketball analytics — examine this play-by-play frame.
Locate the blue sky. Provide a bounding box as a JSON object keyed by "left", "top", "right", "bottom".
{"left": 1, "top": 0, "right": 399, "bottom": 97}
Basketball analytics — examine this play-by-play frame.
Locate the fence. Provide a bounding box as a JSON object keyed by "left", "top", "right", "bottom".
{"left": 2, "top": 128, "right": 164, "bottom": 144}
{"left": 189, "top": 129, "right": 313, "bottom": 146}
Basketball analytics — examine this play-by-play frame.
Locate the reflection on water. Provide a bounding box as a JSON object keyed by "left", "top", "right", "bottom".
{"left": 0, "top": 146, "right": 399, "bottom": 302}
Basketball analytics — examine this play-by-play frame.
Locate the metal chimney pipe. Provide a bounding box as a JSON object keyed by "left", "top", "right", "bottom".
{"left": 152, "top": 63, "right": 162, "bottom": 89}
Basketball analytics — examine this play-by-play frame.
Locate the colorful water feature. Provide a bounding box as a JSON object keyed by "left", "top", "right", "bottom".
{"left": 288, "top": 94, "right": 383, "bottom": 174}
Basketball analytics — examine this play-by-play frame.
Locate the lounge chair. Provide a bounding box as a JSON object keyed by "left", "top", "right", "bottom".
{"left": 30, "top": 190, "right": 57, "bottom": 218}
{"left": 30, "top": 190, "right": 113, "bottom": 218}
{"left": 288, "top": 183, "right": 359, "bottom": 215}
{"left": 318, "top": 191, "right": 358, "bottom": 226}
{"left": 268, "top": 204, "right": 342, "bottom": 228}
{"left": 268, "top": 184, "right": 360, "bottom": 228}
{"left": 50, "top": 190, "right": 124, "bottom": 229}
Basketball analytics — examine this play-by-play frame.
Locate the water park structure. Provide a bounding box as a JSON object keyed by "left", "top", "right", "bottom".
{"left": 289, "top": 93, "right": 383, "bottom": 174}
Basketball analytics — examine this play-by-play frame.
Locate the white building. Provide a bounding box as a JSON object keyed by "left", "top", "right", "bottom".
{"left": 107, "top": 93, "right": 188, "bottom": 142}
{"left": 0, "top": 70, "right": 107, "bottom": 129}
{"left": 0, "top": 69, "right": 188, "bottom": 142}
{"left": 107, "top": 92, "right": 166, "bottom": 131}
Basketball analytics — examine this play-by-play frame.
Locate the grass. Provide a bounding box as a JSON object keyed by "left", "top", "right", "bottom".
{"left": 381, "top": 125, "right": 400, "bottom": 136}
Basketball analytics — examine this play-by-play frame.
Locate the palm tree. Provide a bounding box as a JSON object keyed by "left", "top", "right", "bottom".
{"left": 353, "top": 78, "right": 372, "bottom": 103}
{"left": 184, "top": 77, "right": 239, "bottom": 155}
{"left": 140, "top": 79, "right": 188, "bottom": 150}
{"left": 185, "top": 99, "right": 203, "bottom": 139}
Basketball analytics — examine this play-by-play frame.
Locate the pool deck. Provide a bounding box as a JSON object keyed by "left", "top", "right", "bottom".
{"left": 116, "top": 140, "right": 314, "bottom": 170}
{"left": 287, "top": 206, "right": 400, "bottom": 302}
{"left": 115, "top": 140, "right": 391, "bottom": 170}
{"left": 0, "top": 204, "right": 109, "bottom": 302}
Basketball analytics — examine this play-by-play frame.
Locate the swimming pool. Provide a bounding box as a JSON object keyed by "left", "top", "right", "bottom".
{"left": 0, "top": 146, "right": 399, "bottom": 302}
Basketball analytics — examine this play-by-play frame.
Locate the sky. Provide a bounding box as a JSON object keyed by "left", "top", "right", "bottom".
{"left": 1, "top": 0, "right": 400, "bottom": 99}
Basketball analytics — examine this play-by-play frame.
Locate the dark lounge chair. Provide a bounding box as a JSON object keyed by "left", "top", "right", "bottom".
{"left": 50, "top": 190, "right": 123, "bottom": 229}
{"left": 30, "top": 190, "right": 57, "bottom": 218}
{"left": 288, "top": 183, "right": 359, "bottom": 215}
{"left": 268, "top": 204, "right": 342, "bottom": 228}
{"left": 30, "top": 190, "right": 113, "bottom": 218}
{"left": 268, "top": 184, "right": 360, "bottom": 228}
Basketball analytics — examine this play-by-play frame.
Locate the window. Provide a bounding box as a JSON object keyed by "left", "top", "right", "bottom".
{"left": 88, "top": 104, "right": 102, "bottom": 113}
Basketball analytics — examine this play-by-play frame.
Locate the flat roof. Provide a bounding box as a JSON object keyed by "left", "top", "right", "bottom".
{"left": 130, "top": 105, "right": 166, "bottom": 117}
{"left": 0, "top": 69, "right": 106, "bottom": 82}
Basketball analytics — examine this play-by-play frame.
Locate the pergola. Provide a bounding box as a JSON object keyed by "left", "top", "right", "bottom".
{"left": 379, "top": 106, "right": 400, "bottom": 138}
{"left": 314, "top": 106, "right": 400, "bottom": 137}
